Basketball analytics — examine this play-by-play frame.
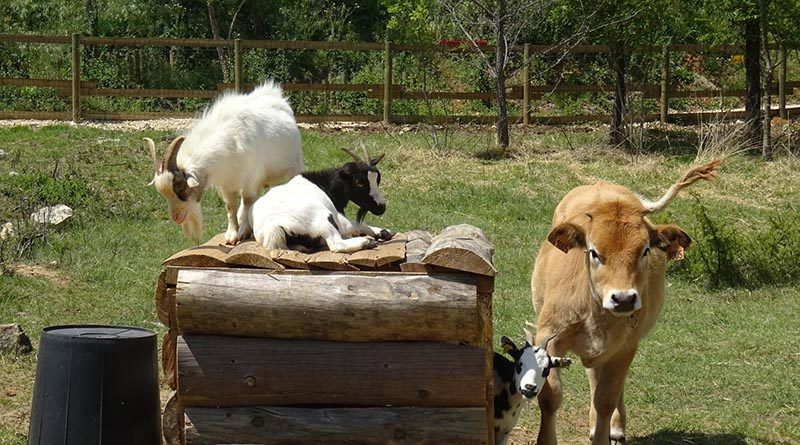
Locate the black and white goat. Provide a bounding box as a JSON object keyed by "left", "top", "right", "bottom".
{"left": 146, "top": 81, "right": 303, "bottom": 244}
{"left": 251, "top": 147, "right": 394, "bottom": 253}
{"left": 493, "top": 330, "right": 572, "bottom": 445}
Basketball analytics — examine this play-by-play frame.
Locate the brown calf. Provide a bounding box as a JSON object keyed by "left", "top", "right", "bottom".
{"left": 531, "top": 160, "right": 720, "bottom": 445}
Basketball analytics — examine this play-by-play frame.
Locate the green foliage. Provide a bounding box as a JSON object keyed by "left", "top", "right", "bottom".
{"left": 676, "top": 197, "right": 800, "bottom": 289}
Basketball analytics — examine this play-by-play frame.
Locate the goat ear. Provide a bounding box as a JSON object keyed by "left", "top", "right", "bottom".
{"left": 547, "top": 222, "right": 586, "bottom": 253}
{"left": 338, "top": 168, "right": 352, "bottom": 180}
{"left": 500, "top": 336, "right": 517, "bottom": 355}
{"left": 650, "top": 223, "right": 691, "bottom": 260}
{"left": 186, "top": 172, "right": 200, "bottom": 188}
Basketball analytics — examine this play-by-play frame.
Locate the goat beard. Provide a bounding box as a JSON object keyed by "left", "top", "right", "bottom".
{"left": 180, "top": 201, "right": 204, "bottom": 244}
{"left": 356, "top": 207, "right": 368, "bottom": 223}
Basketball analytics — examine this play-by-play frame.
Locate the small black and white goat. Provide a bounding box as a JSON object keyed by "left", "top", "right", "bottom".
{"left": 146, "top": 81, "right": 303, "bottom": 244}
{"left": 493, "top": 330, "right": 572, "bottom": 445}
{"left": 251, "top": 146, "right": 394, "bottom": 253}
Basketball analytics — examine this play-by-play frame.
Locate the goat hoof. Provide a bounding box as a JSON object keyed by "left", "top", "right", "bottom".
{"left": 224, "top": 229, "right": 240, "bottom": 245}
{"left": 364, "top": 238, "right": 379, "bottom": 249}
{"left": 378, "top": 229, "right": 395, "bottom": 241}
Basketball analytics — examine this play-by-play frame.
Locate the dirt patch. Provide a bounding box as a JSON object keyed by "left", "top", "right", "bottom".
{"left": 11, "top": 264, "right": 69, "bottom": 287}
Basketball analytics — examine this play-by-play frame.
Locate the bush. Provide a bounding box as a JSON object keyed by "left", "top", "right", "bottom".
{"left": 674, "top": 197, "right": 800, "bottom": 289}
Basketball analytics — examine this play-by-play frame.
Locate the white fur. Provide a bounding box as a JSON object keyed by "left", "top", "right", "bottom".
{"left": 158, "top": 81, "right": 303, "bottom": 244}
{"left": 251, "top": 176, "right": 382, "bottom": 253}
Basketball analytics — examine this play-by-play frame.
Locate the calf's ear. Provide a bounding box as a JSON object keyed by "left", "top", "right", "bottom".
{"left": 500, "top": 336, "right": 518, "bottom": 355}
{"left": 650, "top": 224, "right": 692, "bottom": 260}
{"left": 547, "top": 222, "right": 586, "bottom": 253}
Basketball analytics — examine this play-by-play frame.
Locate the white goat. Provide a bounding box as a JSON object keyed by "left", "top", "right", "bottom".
{"left": 146, "top": 81, "right": 303, "bottom": 244}
{"left": 251, "top": 147, "right": 394, "bottom": 253}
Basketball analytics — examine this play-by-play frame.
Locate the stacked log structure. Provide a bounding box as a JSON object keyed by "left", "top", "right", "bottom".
{"left": 155, "top": 224, "right": 495, "bottom": 445}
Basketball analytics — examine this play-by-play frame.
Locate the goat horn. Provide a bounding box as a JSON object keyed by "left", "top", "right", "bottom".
{"left": 342, "top": 147, "right": 363, "bottom": 163}
{"left": 539, "top": 333, "right": 558, "bottom": 351}
{"left": 162, "top": 136, "right": 186, "bottom": 172}
{"left": 359, "top": 142, "right": 370, "bottom": 163}
{"left": 370, "top": 153, "right": 385, "bottom": 166}
{"left": 144, "top": 138, "right": 161, "bottom": 175}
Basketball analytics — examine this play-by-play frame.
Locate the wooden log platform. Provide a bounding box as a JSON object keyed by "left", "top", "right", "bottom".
{"left": 155, "top": 224, "right": 496, "bottom": 445}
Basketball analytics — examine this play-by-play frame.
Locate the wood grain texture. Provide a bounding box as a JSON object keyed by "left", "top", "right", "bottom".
{"left": 177, "top": 335, "right": 487, "bottom": 408}
{"left": 175, "top": 269, "right": 481, "bottom": 343}
{"left": 155, "top": 269, "right": 169, "bottom": 326}
{"left": 162, "top": 326, "right": 177, "bottom": 389}
{"left": 224, "top": 241, "right": 283, "bottom": 270}
{"left": 163, "top": 234, "right": 231, "bottom": 267}
{"left": 184, "top": 405, "right": 488, "bottom": 445}
{"left": 347, "top": 233, "right": 407, "bottom": 268}
{"left": 162, "top": 391, "right": 184, "bottom": 445}
{"left": 422, "top": 224, "right": 495, "bottom": 276}
{"left": 400, "top": 230, "right": 434, "bottom": 272}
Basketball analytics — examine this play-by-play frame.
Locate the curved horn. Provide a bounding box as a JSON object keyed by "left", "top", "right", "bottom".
{"left": 359, "top": 143, "right": 370, "bottom": 163}
{"left": 539, "top": 333, "right": 558, "bottom": 351}
{"left": 370, "top": 153, "right": 385, "bottom": 166}
{"left": 342, "top": 147, "right": 364, "bottom": 163}
{"left": 162, "top": 136, "right": 186, "bottom": 172}
{"left": 144, "top": 137, "right": 161, "bottom": 175}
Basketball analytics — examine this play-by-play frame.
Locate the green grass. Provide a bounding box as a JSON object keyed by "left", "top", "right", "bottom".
{"left": 1, "top": 123, "right": 799, "bottom": 445}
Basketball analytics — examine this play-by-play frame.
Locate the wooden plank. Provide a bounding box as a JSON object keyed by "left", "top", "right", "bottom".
{"left": 243, "top": 39, "right": 384, "bottom": 51}
{"left": 268, "top": 249, "right": 311, "bottom": 269}
{"left": 162, "top": 391, "right": 185, "bottom": 445}
{"left": 400, "top": 230, "right": 433, "bottom": 273}
{"left": 0, "top": 111, "right": 71, "bottom": 121}
{"left": 154, "top": 270, "right": 169, "bottom": 326}
{"left": 162, "top": 234, "right": 231, "bottom": 267}
{"left": 224, "top": 241, "right": 283, "bottom": 270}
{"left": 162, "top": 326, "right": 177, "bottom": 389}
{"left": 295, "top": 114, "right": 383, "bottom": 123}
{"left": 177, "top": 335, "right": 487, "bottom": 408}
{"left": 82, "top": 36, "right": 233, "bottom": 48}
{"left": 218, "top": 82, "right": 388, "bottom": 93}
{"left": 422, "top": 224, "right": 495, "bottom": 276}
{"left": 175, "top": 269, "right": 480, "bottom": 343}
{"left": 83, "top": 87, "right": 218, "bottom": 98}
{"left": 347, "top": 232, "right": 407, "bottom": 268}
{"left": 477, "top": 285, "right": 495, "bottom": 445}
{"left": 0, "top": 34, "right": 70, "bottom": 44}
{"left": 0, "top": 78, "right": 96, "bottom": 88}
{"left": 305, "top": 250, "right": 360, "bottom": 271}
{"left": 82, "top": 111, "right": 196, "bottom": 120}
{"left": 184, "top": 406, "right": 488, "bottom": 445}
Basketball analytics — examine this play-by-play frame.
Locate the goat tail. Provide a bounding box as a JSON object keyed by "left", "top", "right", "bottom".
{"left": 642, "top": 159, "right": 721, "bottom": 214}
{"left": 255, "top": 224, "right": 288, "bottom": 250}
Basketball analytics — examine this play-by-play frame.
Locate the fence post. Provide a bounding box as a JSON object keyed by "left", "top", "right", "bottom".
{"left": 523, "top": 43, "right": 530, "bottom": 125}
{"left": 779, "top": 42, "right": 787, "bottom": 119}
{"left": 660, "top": 44, "right": 669, "bottom": 124}
{"left": 234, "top": 39, "right": 243, "bottom": 93}
{"left": 71, "top": 33, "right": 81, "bottom": 123}
{"left": 384, "top": 41, "right": 393, "bottom": 124}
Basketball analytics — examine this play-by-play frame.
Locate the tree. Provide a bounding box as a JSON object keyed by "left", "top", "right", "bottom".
{"left": 440, "top": 0, "right": 547, "bottom": 149}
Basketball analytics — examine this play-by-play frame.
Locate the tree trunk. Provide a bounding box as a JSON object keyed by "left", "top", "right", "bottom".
{"left": 744, "top": 17, "right": 762, "bottom": 148}
{"left": 610, "top": 43, "right": 628, "bottom": 149}
{"left": 759, "top": 0, "right": 773, "bottom": 160}
{"left": 207, "top": 0, "right": 229, "bottom": 82}
{"left": 494, "top": 0, "right": 509, "bottom": 149}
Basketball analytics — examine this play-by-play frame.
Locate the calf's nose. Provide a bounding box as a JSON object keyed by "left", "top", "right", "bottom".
{"left": 520, "top": 384, "right": 537, "bottom": 399}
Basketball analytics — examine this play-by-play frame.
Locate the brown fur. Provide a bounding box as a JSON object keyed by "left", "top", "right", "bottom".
{"left": 530, "top": 161, "right": 719, "bottom": 445}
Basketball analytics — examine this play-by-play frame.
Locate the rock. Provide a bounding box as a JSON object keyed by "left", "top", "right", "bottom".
{"left": 0, "top": 323, "right": 33, "bottom": 354}
{"left": 0, "top": 222, "right": 13, "bottom": 241}
{"left": 30, "top": 204, "right": 73, "bottom": 226}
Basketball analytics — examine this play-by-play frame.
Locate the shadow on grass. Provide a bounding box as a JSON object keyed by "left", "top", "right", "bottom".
{"left": 628, "top": 430, "right": 750, "bottom": 445}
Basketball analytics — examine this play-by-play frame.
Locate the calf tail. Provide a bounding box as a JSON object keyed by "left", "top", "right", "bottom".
{"left": 642, "top": 159, "right": 721, "bottom": 214}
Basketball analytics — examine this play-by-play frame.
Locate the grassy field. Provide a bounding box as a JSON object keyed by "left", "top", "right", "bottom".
{"left": 0, "top": 121, "right": 799, "bottom": 445}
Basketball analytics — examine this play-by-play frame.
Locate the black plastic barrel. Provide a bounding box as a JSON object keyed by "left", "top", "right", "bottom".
{"left": 28, "top": 325, "right": 161, "bottom": 445}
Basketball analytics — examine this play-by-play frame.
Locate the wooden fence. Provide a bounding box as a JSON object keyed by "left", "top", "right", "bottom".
{"left": 0, "top": 33, "right": 797, "bottom": 124}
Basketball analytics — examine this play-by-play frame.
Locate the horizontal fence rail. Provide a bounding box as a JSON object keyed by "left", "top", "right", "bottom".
{"left": 0, "top": 33, "right": 797, "bottom": 124}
